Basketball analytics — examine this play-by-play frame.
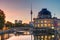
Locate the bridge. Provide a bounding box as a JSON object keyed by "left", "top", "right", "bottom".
{"left": 0, "top": 27, "right": 59, "bottom": 35}
{"left": 0, "top": 27, "right": 59, "bottom": 40}
{"left": 0, "top": 27, "right": 33, "bottom": 40}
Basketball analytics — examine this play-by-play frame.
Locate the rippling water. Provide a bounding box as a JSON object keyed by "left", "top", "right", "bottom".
{"left": 7, "top": 35, "right": 34, "bottom": 40}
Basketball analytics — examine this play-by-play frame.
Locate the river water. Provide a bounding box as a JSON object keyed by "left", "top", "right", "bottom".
{"left": 7, "top": 35, "right": 34, "bottom": 40}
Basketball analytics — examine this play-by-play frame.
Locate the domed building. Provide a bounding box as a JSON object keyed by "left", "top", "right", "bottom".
{"left": 38, "top": 8, "right": 52, "bottom": 18}
{"left": 33, "top": 8, "right": 55, "bottom": 28}
{"left": 33, "top": 8, "right": 60, "bottom": 32}
{"left": 33, "top": 8, "right": 60, "bottom": 40}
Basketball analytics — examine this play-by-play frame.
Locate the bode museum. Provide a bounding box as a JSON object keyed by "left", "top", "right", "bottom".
{"left": 33, "top": 8, "right": 60, "bottom": 40}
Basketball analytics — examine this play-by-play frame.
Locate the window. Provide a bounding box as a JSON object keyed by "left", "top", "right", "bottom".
{"left": 41, "top": 20, "right": 43, "bottom": 23}
{"left": 51, "top": 24, "right": 54, "bottom": 27}
{"left": 38, "top": 24, "right": 40, "bottom": 27}
{"left": 41, "top": 36, "right": 43, "bottom": 38}
{"left": 41, "top": 39, "right": 43, "bottom": 40}
{"left": 52, "top": 35, "right": 54, "bottom": 38}
{"left": 44, "top": 24, "right": 47, "bottom": 27}
{"left": 44, "top": 20, "right": 47, "bottom": 23}
{"left": 41, "top": 24, "right": 44, "bottom": 27}
{"left": 38, "top": 36, "right": 40, "bottom": 40}
{"left": 45, "top": 39, "right": 47, "bottom": 40}
{"left": 35, "top": 24, "right": 38, "bottom": 27}
{"left": 48, "top": 24, "right": 51, "bottom": 27}
{"left": 48, "top": 36, "right": 51, "bottom": 39}
{"left": 58, "top": 23, "right": 60, "bottom": 26}
{"left": 45, "top": 36, "right": 47, "bottom": 38}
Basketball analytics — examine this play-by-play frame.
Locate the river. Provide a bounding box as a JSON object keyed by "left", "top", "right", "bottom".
{"left": 7, "top": 35, "right": 34, "bottom": 40}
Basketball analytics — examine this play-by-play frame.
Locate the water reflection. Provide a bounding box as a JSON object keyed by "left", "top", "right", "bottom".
{"left": 7, "top": 35, "right": 34, "bottom": 40}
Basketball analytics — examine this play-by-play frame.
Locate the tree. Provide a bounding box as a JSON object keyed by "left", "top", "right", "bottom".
{"left": 5, "top": 21, "right": 14, "bottom": 28}
{"left": 14, "top": 23, "right": 22, "bottom": 27}
{"left": 0, "top": 9, "right": 5, "bottom": 40}
{"left": 0, "top": 9, "right": 5, "bottom": 29}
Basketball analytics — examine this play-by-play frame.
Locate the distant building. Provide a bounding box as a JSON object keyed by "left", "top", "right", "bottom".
{"left": 56, "top": 19, "right": 60, "bottom": 33}
{"left": 33, "top": 8, "right": 59, "bottom": 40}
{"left": 15, "top": 20, "right": 22, "bottom": 24}
{"left": 18, "top": 20, "right": 22, "bottom": 24}
{"left": 33, "top": 8, "right": 60, "bottom": 29}
{"left": 15, "top": 20, "right": 18, "bottom": 24}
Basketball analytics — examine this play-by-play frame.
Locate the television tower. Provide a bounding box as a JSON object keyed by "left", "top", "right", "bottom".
{"left": 30, "top": 2, "right": 33, "bottom": 22}
{"left": 30, "top": 1, "right": 33, "bottom": 40}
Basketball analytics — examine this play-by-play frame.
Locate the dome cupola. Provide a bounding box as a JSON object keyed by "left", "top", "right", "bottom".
{"left": 38, "top": 8, "right": 52, "bottom": 18}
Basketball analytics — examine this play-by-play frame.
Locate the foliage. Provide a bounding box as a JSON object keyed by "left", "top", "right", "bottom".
{"left": 5, "top": 21, "right": 14, "bottom": 28}
{"left": 0, "top": 9, "right": 5, "bottom": 29}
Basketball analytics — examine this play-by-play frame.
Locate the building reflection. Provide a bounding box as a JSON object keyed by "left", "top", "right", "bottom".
{"left": 33, "top": 28, "right": 58, "bottom": 40}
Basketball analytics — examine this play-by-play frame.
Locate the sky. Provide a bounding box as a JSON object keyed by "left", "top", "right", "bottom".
{"left": 0, "top": 0, "right": 60, "bottom": 23}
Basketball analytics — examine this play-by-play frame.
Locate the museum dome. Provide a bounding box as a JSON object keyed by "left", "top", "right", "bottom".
{"left": 38, "top": 8, "right": 52, "bottom": 18}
